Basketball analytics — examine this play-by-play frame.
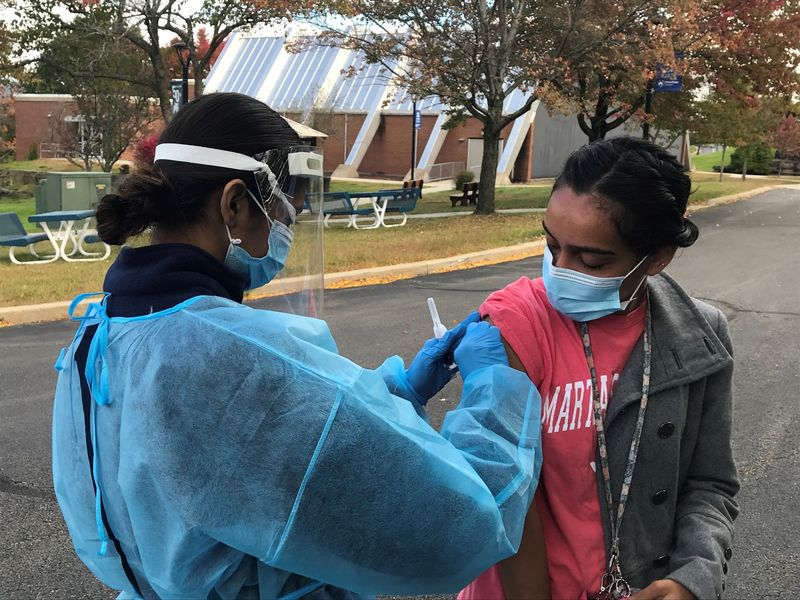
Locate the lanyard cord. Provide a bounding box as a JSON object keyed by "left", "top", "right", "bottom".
{"left": 580, "top": 294, "right": 653, "bottom": 572}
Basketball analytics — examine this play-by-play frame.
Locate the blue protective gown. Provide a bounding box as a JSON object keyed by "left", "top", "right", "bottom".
{"left": 52, "top": 293, "right": 542, "bottom": 599}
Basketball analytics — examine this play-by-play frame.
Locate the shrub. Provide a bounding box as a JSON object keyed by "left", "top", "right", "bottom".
{"left": 132, "top": 135, "right": 158, "bottom": 167}
{"left": 728, "top": 142, "right": 776, "bottom": 175}
{"left": 454, "top": 170, "right": 475, "bottom": 190}
{"left": 27, "top": 144, "right": 38, "bottom": 161}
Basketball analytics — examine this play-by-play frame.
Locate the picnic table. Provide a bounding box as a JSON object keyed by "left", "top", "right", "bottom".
{"left": 321, "top": 188, "right": 420, "bottom": 229}
{"left": 27, "top": 209, "right": 111, "bottom": 263}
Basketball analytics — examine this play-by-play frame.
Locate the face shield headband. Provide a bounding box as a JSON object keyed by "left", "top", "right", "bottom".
{"left": 153, "top": 143, "right": 323, "bottom": 223}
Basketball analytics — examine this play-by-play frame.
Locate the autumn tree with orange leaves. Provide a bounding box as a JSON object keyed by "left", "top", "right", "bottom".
{"left": 566, "top": 0, "right": 800, "bottom": 142}
{"left": 770, "top": 114, "right": 800, "bottom": 176}
{"left": 310, "top": 0, "right": 667, "bottom": 214}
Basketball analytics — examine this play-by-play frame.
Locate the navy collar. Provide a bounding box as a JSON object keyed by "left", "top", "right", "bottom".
{"left": 103, "top": 244, "right": 246, "bottom": 317}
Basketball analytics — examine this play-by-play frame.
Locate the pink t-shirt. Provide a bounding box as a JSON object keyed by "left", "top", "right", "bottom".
{"left": 459, "top": 276, "right": 646, "bottom": 600}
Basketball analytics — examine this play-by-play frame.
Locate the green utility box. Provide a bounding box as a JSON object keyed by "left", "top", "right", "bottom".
{"left": 34, "top": 172, "right": 113, "bottom": 213}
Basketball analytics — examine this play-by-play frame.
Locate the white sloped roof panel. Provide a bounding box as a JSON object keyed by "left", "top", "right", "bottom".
{"left": 215, "top": 36, "right": 284, "bottom": 98}
{"left": 385, "top": 89, "right": 444, "bottom": 113}
{"left": 266, "top": 43, "right": 342, "bottom": 111}
{"left": 503, "top": 87, "right": 533, "bottom": 114}
{"left": 327, "top": 57, "right": 393, "bottom": 112}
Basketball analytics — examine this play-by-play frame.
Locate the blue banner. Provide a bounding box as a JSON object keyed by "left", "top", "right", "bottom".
{"left": 654, "top": 51, "right": 684, "bottom": 93}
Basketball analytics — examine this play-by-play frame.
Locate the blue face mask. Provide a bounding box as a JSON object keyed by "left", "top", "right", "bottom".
{"left": 542, "top": 246, "right": 648, "bottom": 322}
{"left": 224, "top": 193, "right": 295, "bottom": 291}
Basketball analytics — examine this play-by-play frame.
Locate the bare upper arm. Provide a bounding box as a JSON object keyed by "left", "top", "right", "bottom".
{"left": 483, "top": 316, "right": 528, "bottom": 375}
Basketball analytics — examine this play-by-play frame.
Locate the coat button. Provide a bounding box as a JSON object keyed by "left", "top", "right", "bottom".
{"left": 657, "top": 422, "right": 675, "bottom": 438}
{"left": 653, "top": 554, "right": 670, "bottom": 567}
{"left": 725, "top": 547, "right": 733, "bottom": 560}
{"left": 723, "top": 562, "right": 728, "bottom": 574}
{"left": 652, "top": 489, "right": 669, "bottom": 505}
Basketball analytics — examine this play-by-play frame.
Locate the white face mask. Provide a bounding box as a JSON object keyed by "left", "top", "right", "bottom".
{"left": 542, "top": 246, "right": 649, "bottom": 321}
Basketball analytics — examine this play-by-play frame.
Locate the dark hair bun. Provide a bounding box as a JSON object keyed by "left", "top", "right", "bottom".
{"left": 675, "top": 217, "right": 699, "bottom": 248}
{"left": 96, "top": 167, "right": 173, "bottom": 245}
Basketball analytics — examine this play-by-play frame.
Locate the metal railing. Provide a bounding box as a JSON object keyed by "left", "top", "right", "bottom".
{"left": 427, "top": 161, "right": 466, "bottom": 182}
{"left": 38, "top": 142, "right": 79, "bottom": 160}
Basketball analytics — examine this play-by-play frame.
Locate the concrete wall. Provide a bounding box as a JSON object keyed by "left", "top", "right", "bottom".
{"left": 529, "top": 105, "right": 589, "bottom": 179}
{"left": 530, "top": 104, "right": 686, "bottom": 179}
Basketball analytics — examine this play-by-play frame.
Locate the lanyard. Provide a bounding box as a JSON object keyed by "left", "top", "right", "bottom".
{"left": 581, "top": 296, "right": 652, "bottom": 600}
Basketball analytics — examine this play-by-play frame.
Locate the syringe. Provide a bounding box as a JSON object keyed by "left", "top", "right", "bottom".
{"left": 427, "top": 297, "right": 447, "bottom": 339}
{"left": 427, "top": 297, "right": 458, "bottom": 373}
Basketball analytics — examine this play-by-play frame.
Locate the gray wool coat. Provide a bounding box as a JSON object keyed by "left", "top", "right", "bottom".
{"left": 600, "top": 273, "right": 739, "bottom": 600}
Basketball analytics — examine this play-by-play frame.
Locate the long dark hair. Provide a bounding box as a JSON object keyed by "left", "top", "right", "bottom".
{"left": 96, "top": 93, "right": 301, "bottom": 245}
{"left": 553, "top": 136, "right": 698, "bottom": 254}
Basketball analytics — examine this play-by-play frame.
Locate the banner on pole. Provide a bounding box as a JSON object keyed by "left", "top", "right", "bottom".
{"left": 654, "top": 51, "right": 684, "bottom": 93}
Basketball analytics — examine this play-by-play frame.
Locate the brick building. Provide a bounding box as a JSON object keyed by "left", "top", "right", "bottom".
{"left": 14, "top": 94, "right": 78, "bottom": 161}
{"left": 14, "top": 31, "right": 691, "bottom": 178}
{"left": 203, "top": 31, "right": 541, "bottom": 182}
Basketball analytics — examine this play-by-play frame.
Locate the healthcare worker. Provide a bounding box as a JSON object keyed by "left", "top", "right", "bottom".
{"left": 51, "top": 92, "right": 542, "bottom": 600}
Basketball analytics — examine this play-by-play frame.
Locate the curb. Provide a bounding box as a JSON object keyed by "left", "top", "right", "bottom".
{"left": 0, "top": 241, "right": 547, "bottom": 327}
{"left": 245, "top": 240, "right": 547, "bottom": 303}
{"left": 688, "top": 185, "right": 780, "bottom": 212}
{"left": 0, "top": 184, "right": 787, "bottom": 327}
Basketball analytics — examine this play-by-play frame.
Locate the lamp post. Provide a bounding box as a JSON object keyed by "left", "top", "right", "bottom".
{"left": 411, "top": 95, "right": 418, "bottom": 181}
{"left": 172, "top": 42, "right": 190, "bottom": 109}
{"left": 642, "top": 72, "right": 654, "bottom": 141}
{"left": 642, "top": 16, "right": 665, "bottom": 141}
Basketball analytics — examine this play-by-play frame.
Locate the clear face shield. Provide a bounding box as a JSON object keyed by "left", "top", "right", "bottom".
{"left": 251, "top": 146, "right": 325, "bottom": 318}
{"left": 153, "top": 143, "right": 325, "bottom": 318}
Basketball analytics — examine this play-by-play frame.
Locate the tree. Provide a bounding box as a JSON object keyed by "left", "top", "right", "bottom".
{"left": 72, "top": 93, "right": 154, "bottom": 172}
{"left": 312, "top": 0, "right": 664, "bottom": 214}
{"left": 694, "top": 93, "right": 776, "bottom": 181}
{"left": 165, "top": 27, "right": 226, "bottom": 84}
{"left": 556, "top": 0, "right": 800, "bottom": 142}
{"left": 23, "top": 12, "right": 155, "bottom": 171}
{"left": 559, "top": 6, "right": 687, "bottom": 142}
{"left": 770, "top": 114, "right": 800, "bottom": 176}
{"left": 0, "top": 93, "right": 14, "bottom": 162}
{"left": 10, "top": 0, "right": 305, "bottom": 121}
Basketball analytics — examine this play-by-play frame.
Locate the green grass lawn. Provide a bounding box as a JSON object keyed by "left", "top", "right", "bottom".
{"left": 692, "top": 149, "right": 734, "bottom": 172}
{"left": 0, "top": 213, "right": 544, "bottom": 307}
{"left": 0, "top": 197, "right": 36, "bottom": 230}
{"left": 1, "top": 173, "right": 793, "bottom": 308}
{"left": 327, "top": 180, "right": 396, "bottom": 194}
{"left": 1, "top": 158, "right": 123, "bottom": 172}
{"left": 328, "top": 181, "right": 552, "bottom": 214}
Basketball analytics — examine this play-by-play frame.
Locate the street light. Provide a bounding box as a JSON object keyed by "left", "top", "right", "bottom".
{"left": 411, "top": 95, "right": 418, "bottom": 180}
{"left": 172, "top": 41, "right": 190, "bottom": 109}
{"left": 642, "top": 15, "right": 665, "bottom": 141}
{"left": 642, "top": 70, "right": 655, "bottom": 141}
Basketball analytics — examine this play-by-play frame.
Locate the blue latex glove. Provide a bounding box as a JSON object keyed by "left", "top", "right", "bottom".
{"left": 405, "top": 311, "right": 480, "bottom": 404}
{"left": 454, "top": 321, "right": 510, "bottom": 380}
